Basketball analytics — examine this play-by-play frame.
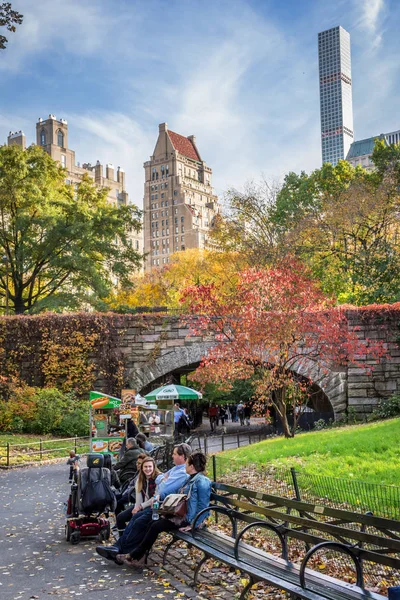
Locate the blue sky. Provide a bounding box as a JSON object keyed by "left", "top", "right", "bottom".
{"left": 1, "top": 0, "right": 399, "bottom": 207}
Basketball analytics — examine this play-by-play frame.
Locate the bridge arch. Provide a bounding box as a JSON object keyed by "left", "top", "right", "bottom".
{"left": 131, "top": 341, "right": 347, "bottom": 418}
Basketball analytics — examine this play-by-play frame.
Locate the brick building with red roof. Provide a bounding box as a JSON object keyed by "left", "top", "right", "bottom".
{"left": 143, "top": 123, "right": 220, "bottom": 271}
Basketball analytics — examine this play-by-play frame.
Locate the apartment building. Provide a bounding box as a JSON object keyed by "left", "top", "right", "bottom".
{"left": 143, "top": 123, "right": 220, "bottom": 271}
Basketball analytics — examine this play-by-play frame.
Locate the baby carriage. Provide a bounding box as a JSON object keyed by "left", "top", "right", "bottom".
{"left": 65, "top": 453, "right": 116, "bottom": 545}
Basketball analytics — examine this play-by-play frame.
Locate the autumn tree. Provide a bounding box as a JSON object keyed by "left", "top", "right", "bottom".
{"left": 105, "top": 248, "right": 247, "bottom": 311}
{"left": 0, "top": 2, "right": 22, "bottom": 49}
{"left": 182, "top": 260, "right": 384, "bottom": 438}
{"left": 0, "top": 144, "right": 142, "bottom": 314}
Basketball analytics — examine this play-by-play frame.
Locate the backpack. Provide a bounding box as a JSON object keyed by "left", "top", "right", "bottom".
{"left": 81, "top": 468, "right": 116, "bottom": 514}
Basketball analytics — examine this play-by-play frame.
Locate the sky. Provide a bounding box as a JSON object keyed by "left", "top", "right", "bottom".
{"left": 0, "top": 0, "right": 399, "bottom": 208}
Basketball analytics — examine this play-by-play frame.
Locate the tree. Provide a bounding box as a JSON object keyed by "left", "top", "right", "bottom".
{"left": 182, "top": 260, "right": 385, "bottom": 438}
{"left": 0, "top": 2, "right": 23, "bottom": 49}
{"left": 209, "top": 180, "right": 282, "bottom": 267}
{"left": 0, "top": 144, "right": 142, "bottom": 314}
{"left": 105, "top": 248, "right": 247, "bottom": 311}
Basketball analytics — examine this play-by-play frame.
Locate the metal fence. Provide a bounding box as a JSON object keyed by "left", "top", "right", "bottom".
{"left": 0, "top": 436, "right": 91, "bottom": 468}
{"left": 211, "top": 455, "right": 400, "bottom": 520}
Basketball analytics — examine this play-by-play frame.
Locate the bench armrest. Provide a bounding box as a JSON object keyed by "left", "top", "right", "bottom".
{"left": 234, "top": 521, "right": 288, "bottom": 561}
{"left": 300, "top": 541, "right": 363, "bottom": 589}
{"left": 191, "top": 504, "right": 237, "bottom": 538}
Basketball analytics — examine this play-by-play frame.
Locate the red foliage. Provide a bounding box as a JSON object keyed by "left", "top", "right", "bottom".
{"left": 181, "top": 259, "right": 387, "bottom": 436}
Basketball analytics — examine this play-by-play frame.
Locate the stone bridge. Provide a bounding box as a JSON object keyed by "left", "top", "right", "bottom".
{"left": 94, "top": 308, "right": 400, "bottom": 420}
{"left": 2, "top": 307, "right": 400, "bottom": 420}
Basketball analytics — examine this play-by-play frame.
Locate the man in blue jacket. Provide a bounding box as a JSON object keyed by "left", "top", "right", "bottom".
{"left": 96, "top": 443, "right": 191, "bottom": 563}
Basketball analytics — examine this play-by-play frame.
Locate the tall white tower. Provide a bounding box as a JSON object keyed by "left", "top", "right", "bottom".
{"left": 318, "top": 26, "right": 354, "bottom": 166}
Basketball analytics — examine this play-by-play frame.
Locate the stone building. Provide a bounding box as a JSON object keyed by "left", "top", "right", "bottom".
{"left": 143, "top": 123, "right": 220, "bottom": 271}
{"left": 346, "top": 128, "right": 400, "bottom": 171}
{"left": 7, "top": 115, "right": 144, "bottom": 257}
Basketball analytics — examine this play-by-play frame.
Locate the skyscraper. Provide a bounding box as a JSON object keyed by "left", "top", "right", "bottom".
{"left": 318, "top": 26, "right": 354, "bottom": 166}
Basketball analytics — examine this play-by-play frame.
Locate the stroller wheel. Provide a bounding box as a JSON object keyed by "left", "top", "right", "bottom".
{"left": 70, "top": 531, "right": 80, "bottom": 545}
{"left": 65, "top": 521, "right": 73, "bottom": 542}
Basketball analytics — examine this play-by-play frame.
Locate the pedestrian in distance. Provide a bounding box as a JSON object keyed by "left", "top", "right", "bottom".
{"left": 237, "top": 402, "right": 245, "bottom": 426}
{"left": 218, "top": 405, "right": 227, "bottom": 426}
{"left": 208, "top": 404, "right": 218, "bottom": 432}
{"left": 244, "top": 403, "right": 252, "bottom": 427}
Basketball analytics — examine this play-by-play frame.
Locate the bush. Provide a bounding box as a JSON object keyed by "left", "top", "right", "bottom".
{"left": 0, "top": 385, "right": 90, "bottom": 436}
{"left": 313, "top": 418, "right": 327, "bottom": 431}
{"left": 371, "top": 394, "right": 400, "bottom": 420}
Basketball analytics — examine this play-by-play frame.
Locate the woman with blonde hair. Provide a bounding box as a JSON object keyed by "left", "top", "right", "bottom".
{"left": 132, "top": 456, "right": 161, "bottom": 514}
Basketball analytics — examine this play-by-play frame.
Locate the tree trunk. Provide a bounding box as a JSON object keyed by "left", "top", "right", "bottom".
{"left": 274, "top": 387, "right": 294, "bottom": 438}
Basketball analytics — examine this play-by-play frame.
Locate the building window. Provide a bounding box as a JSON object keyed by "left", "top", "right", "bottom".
{"left": 40, "top": 130, "right": 46, "bottom": 146}
{"left": 166, "top": 165, "right": 169, "bottom": 177}
{"left": 174, "top": 190, "right": 178, "bottom": 196}
{"left": 57, "top": 130, "right": 64, "bottom": 147}
{"left": 61, "top": 154, "right": 66, "bottom": 168}
{"left": 152, "top": 168, "right": 157, "bottom": 181}
{"left": 181, "top": 216, "right": 184, "bottom": 222}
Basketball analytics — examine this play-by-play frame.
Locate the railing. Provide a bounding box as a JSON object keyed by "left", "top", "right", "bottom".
{"left": 0, "top": 436, "right": 91, "bottom": 468}
{"left": 211, "top": 455, "right": 400, "bottom": 520}
{"left": 185, "top": 426, "right": 274, "bottom": 456}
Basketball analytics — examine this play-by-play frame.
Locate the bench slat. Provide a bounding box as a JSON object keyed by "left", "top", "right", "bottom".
{"left": 174, "top": 530, "right": 387, "bottom": 600}
{"left": 213, "top": 483, "right": 400, "bottom": 532}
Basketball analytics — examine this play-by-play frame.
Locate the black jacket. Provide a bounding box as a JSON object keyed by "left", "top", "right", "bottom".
{"left": 113, "top": 446, "right": 143, "bottom": 484}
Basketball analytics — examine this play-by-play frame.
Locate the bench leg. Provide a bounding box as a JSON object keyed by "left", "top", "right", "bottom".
{"left": 162, "top": 538, "right": 179, "bottom": 566}
{"left": 240, "top": 576, "right": 255, "bottom": 600}
{"left": 193, "top": 553, "right": 209, "bottom": 587}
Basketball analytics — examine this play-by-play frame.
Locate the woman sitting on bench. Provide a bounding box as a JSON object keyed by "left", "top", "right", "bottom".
{"left": 117, "top": 451, "right": 211, "bottom": 567}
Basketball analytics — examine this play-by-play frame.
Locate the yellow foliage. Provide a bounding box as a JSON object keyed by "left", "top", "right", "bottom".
{"left": 106, "top": 249, "right": 248, "bottom": 310}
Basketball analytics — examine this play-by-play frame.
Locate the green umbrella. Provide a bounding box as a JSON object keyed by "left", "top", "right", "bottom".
{"left": 145, "top": 384, "right": 202, "bottom": 401}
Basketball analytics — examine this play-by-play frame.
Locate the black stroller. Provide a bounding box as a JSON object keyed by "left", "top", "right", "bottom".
{"left": 65, "top": 453, "right": 116, "bottom": 545}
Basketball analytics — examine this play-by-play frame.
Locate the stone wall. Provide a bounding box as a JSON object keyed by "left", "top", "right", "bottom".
{"left": 346, "top": 307, "right": 400, "bottom": 417}
{"left": 0, "top": 306, "right": 399, "bottom": 419}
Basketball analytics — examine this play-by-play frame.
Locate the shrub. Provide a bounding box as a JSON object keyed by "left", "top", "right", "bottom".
{"left": 0, "top": 385, "right": 90, "bottom": 436}
{"left": 371, "top": 394, "right": 400, "bottom": 420}
{"left": 313, "top": 418, "right": 327, "bottom": 431}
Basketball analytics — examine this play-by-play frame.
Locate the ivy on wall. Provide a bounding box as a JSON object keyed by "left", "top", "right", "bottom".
{"left": 0, "top": 313, "right": 128, "bottom": 396}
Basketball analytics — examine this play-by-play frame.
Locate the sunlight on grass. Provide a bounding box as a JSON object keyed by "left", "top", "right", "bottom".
{"left": 221, "top": 419, "right": 400, "bottom": 486}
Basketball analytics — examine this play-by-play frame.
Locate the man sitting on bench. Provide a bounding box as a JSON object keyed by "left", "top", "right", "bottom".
{"left": 96, "top": 443, "right": 192, "bottom": 563}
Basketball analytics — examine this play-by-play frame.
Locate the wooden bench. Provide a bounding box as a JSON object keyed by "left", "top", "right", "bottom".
{"left": 162, "top": 482, "right": 400, "bottom": 599}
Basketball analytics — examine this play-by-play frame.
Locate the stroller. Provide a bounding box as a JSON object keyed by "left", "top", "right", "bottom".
{"left": 65, "top": 453, "right": 116, "bottom": 545}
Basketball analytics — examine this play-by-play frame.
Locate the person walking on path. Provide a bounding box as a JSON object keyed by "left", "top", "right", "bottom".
{"left": 218, "top": 405, "right": 227, "bottom": 426}
{"left": 117, "top": 451, "right": 211, "bottom": 568}
{"left": 96, "top": 443, "right": 192, "bottom": 563}
{"left": 208, "top": 404, "right": 218, "bottom": 432}
{"left": 237, "top": 402, "right": 245, "bottom": 426}
{"left": 244, "top": 403, "right": 252, "bottom": 427}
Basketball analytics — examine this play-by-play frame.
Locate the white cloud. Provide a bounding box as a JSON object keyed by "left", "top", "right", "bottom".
{"left": 66, "top": 112, "right": 156, "bottom": 208}
{"left": 355, "top": 0, "right": 385, "bottom": 48}
{"left": 0, "top": 0, "right": 123, "bottom": 72}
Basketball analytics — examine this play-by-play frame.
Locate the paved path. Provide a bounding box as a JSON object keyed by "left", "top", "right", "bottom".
{"left": 0, "top": 463, "right": 200, "bottom": 600}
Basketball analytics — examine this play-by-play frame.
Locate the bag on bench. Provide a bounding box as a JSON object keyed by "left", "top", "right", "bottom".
{"left": 159, "top": 493, "right": 187, "bottom": 518}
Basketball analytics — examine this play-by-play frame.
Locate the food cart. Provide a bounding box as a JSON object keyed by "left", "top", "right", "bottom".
{"left": 89, "top": 390, "right": 175, "bottom": 454}
{"left": 90, "top": 391, "right": 125, "bottom": 456}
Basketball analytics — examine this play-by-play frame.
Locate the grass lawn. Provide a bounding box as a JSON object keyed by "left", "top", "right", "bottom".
{"left": 220, "top": 418, "right": 400, "bottom": 487}
{"left": 0, "top": 433, "right": 90, "bottom": 466}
